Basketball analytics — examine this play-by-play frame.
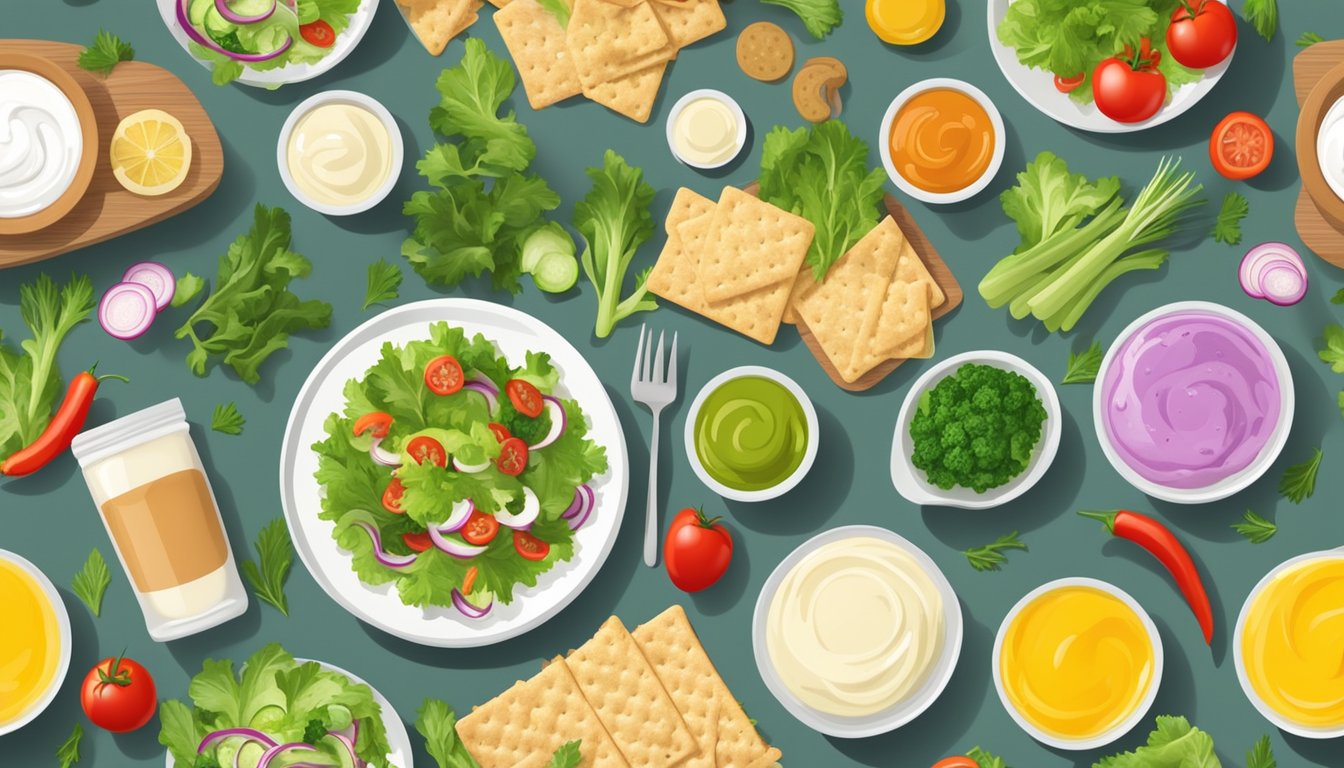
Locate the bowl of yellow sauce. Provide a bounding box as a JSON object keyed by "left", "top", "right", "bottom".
{"left": 994, "top": 578, "right": 1162, "bottom": 750}
{"left": 880, "top": 78, "right": 1005, "bottom": 205}
{"left": 1236, "top": 550, "right": 1344, "bottom": 738}
{"left": 866, "top": 0, "right": 945, "bottom": 46}
{"left": 0, "top": 550, "right": 71, "bottom": 736}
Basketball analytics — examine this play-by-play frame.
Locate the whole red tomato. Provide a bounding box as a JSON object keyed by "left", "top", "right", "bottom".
{"left": 1093, "top": 39, "right": 1167, "bottom": 124}
{"left": 664, "top": 508, "right": 733, "bottom": 592}
{"left": 81, "top": 654, "right": 157, "bottom": 732}
{"left": 1166, "top": 0, "right": 1237, "bottom": 69}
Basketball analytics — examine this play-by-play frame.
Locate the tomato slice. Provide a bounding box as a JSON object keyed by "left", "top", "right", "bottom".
{"left": 300, "top": 20, "right": 336, "bottom": 48}
{"left": 381, "top": 477, "right": 406, "bottom": 514}
{"left": 462, "top": 566, "right": 479, "bottom": 596}
{"left": 513, "top": 530, "right": 550, "bottom": 561}
{"left": 461, "top": 511, "right": 499, "bottom": 545}
{"left": 505, "top": 379, "right": 545, "bottom": 418}
{"left": 424, "top": 355, "right": 465, "bottom": 396}
{"left": 406, "top": 436, "right": 447, "bottom": 467}
{"left": 497, "top": 437, "right": 529, "bottom": 476}
{"left": 1210, "top": 111, "right": 1273, "bottom": 180}
{"left": 402, "top": 531, "right": 432, "bottom": 552}
{"left": 487, "top": 422, "right": 512, "bottom": 442}
{"left": 353, "top": 411, "right": 393, "bottom": 439}
{"left": 931, "top": 759, "right": 979, "bottom": 768}
{"left": 1054, "top": 73, "right": 1084, "bottom": 93}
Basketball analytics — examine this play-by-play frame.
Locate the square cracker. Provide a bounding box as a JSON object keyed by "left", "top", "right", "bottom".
{"left": 585, "top": 61, "right": 666, "bottom": 123}
{"left": 698, "top": 187, "right": 815, "bottom": 302}
{"left": 665, "top": 187, "right": 717, "bottom": 234}
{"left": 649, "top": 0, "right": 726, "bottom": 50}
{"left": 892, "top": 237, "right": 945, "bottom": 309}
{"left": 567, "top": 0, "right": 674, "bottom": 90}
{"left": 648, "top": 188, "right": 716, "bottom": 303}
{"left": 456, "top": 660, "right": 628, "bottom": 768}
{"left": 849, "top": 280, "right": 933, "bottom": 378}
{"left": 632, "top": 606, "right": 781, "bottom": 768}
{"left": 674, "top": 210, "right": 793, "bottom": 345}
{"left": 400, "top": 0, "right": 480, "bottom": 56}
{"left": 566, "top": 617, "right": 698, "bottom": 766}
{"left": 494, "top": 0, "right": 582, "bottom": 109}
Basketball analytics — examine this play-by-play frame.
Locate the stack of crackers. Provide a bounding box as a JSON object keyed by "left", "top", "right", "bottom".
{"left": 396, "top": 0, "right": 484, "bottom": 55}
{"left": 649, "top": 187, "right": 946, "bottom": 384}
{"left": 492, "top": 0, "right": 726, "bottom": 123}
{"left": 457, "top": 606, "right": 782, "bottom": 767}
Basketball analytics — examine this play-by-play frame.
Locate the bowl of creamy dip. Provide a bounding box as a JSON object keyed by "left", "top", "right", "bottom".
{"left": 879, "top": 78, "right": 1005, "bottom": 205}
{"left": 277, "top": 90, "right": 402, "bottom": 216}
{"left": 0, "top": 53, "right": 99, "bottom": 235}
{"left": 665, "top": 89, "right": 748, "bottom": 170}
{"left": 752, "top": 525, "right": 962, "bottom": 738}
{"left": 1297, "top": 61, "right": 1344, "bottom": 230}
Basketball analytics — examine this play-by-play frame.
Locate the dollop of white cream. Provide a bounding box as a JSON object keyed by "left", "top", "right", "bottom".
{"left": 0, "top": 70, "right": 83, "bottom": 219}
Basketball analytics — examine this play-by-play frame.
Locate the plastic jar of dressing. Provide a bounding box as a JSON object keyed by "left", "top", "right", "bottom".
{"left": 71, "top": 398, "right": 247, "bottom": 641}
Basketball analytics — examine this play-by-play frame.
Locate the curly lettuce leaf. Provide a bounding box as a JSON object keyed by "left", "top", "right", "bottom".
{"left": 1094, "top": 716, "right": 1220, "bottom": 768}
{"left": 1001, "top": 151, "right": 1121, "bottom": 251}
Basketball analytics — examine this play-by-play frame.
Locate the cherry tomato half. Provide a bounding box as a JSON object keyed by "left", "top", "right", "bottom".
{"left": 462, "top": 510, "right": 500, "bottom": 545}
{"left": 382, "top": 477, "right": 406, "bottom": 514}
{"left": 487, "top": 422, "right": 512, "bottom": 442}
{"left": 513, "top": 530, "right": 550, "bottom": 561}
{"left": 497, "top": 437, "right": 529, "bottom": 476}
{"left": 462, "top": 566, "right": 479, "bottom": 596}
{"left": 353, "top": 411, "right": 393, "bottom": 439}
{"left": 402, "top": 532, "right": 432, "bottom": 552}
{"left": 81, "top": 655, "right": 157, "bottom": 733}
{"left": 299, "top": 20, "right": 336, "bottom": 48}
{"left": 931, "top": 759, "right": 979, "bottom": 768}
{"left": 1053, "top": 73, "right": 1085, "bottom": 93}
{"left": 505, "top": 379, "right": 544, "bottom": 418}
{"left": 424, "top": 355, "right": 465, "bottom": 396}
{"left": 1210, "top": 111, "right": 1273, "bottom": 180}
{"left": 406, "top": 436, "right": 447, "bottom": 467}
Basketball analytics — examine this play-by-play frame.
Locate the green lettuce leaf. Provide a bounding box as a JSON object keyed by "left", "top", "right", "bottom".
{"left": 1094, "top": 716, "right": 1220, "bottom": 768}
{"left": 1001, "top": 152, "right": 1121, "bottom": 251}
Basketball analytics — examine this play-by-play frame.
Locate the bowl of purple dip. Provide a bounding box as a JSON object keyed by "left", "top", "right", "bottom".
{"left": 1094, "top": 302, "right": 1293, "bottom": 505}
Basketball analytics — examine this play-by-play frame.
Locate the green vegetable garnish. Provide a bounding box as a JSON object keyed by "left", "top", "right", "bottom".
{"left": 175, "top": 205, "right": 332, "bottom": 385}
{"left": 1212, "top": 191, "right": 1249, "bottom": 245}
{"left": 910, "top": 363, "right": 1047, "bottom": 492}
{"left": 171, "top": 272, "right": 205, "bottom": 308}
{"left": 211, "top": 402, "right": 246, "bottom": 435}
{"left": 242, "top": 518, "right": 294, "bottom": 616}
{"left": 1242, "top": 0, "right": 1279, "bottom": 41}
{"left": 71, "top": 549, "right": 111, "bottom": 617}
{"left": 546, "top": 741, "right": 583, "bottom": 768}
{"left": 1332, "top": 289, "right": 1344, "bottom": 305}
{"left": 78, "top": 29, "right": 134, "bottom": 76}
{"left": 187, "top": 0, "right": 361, "bottom": 86}
{"left": 56, "top": 723, "right": 83, "bottom": 768}
{"left": 964, "top": 532, "right": 1028, "bottom": 572}
{"left": 537, "top": 0, "right": 571, "bottom": 27}
{"left": 967, "top": 747, "right": 1010, "bottom": 768}
{"left": 760, "top": 0, "right": 843, "bottom": 39}
{"left": 1063, "top": 341, "right": 1103, "bottom": 384}
{"left": 521, "top": 223, "right": 579, "bottom": 294}
{"left": 1093, "top": 715, "right": 1218, "bottom": 767}
{"left": 416, "top": 699, "right": 479, "bottom": 768}
{"left": 574, "top": 150, "right": 659, "bottom": 338}
{"left": 1298, "top": 31, "right": 1325, "bottom": 48}
{"left": 1279, "top": 447, "right": 1322, "bottom": 504}
{"left": 1246, "top": 735, "right": 1276, "bottom": 768}
{"left": 1338, "top": 391, "right": 1344, "bottom": 420}
{"left": 364, "top": 259, "right": 403, "bottom": 310}
{"left": 1232, "top": 510, "right": 1277, "bottom": 544}
{"left": 1319, "top": 323, "right": 1344, "bottom": 372}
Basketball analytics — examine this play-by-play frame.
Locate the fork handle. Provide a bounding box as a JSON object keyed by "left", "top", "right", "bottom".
{"left": 644, "top": 411, "right": 662, "bottom": 568}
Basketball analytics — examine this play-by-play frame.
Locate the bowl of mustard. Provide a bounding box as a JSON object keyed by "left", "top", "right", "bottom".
{"left": 685, "top": 366, "right": 818, "bottom": 502}
{"left": 879, "top": 77, "right": 1005, "bottom": 205}
{"left": 0, "top": 550, "right": 71, "bottom": 736}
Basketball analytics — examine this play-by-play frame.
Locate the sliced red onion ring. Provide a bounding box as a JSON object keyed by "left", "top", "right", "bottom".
{"left": 177, "top": 0, "right": 293, "bottom": 62}
{"left": 429, "top": 526, "right": 487, "bottom": 559}
{"left": 1240, "top": 243, "right": 1302, "bottom": 300}
{"left": 216, "top": 0, "right": 277, "bottom": 24}
{"left": 561, "top": 488, "right": 583, "bottom": 519}
{"left": 256, "top": 743, "right": 320, "bottom": 768}
{"left": 496, "top": 488, "right": 540, "bottom": 529}
{"left": 567, "top": 498, "right": 593, "bottom": 530}
{"left": 354, "top": 522, "right": 416, "bottom": 568}
{"left": 327, "top": 732, "right": 359, "bottom": 768}
{"left": 121, "top": 262, "right": 176, "bottom": 311}
{"left": 437, "top": 500, "right": 473, "bottom": 533}
{"left": 369, "top": 440, "right": 401, "bottom": 467}
{"left": 452, "top": 456, "right": 490, "bottom": 473}
{"left": 563, "top": 484, "right": 595, "bottom": 520}
{"left": 452, "top": 587, "right": 493, "bottom": 619}
{"left": 328, "top": 720, "right": 358, "bottom": 746}
{"left": 198, "top": 728, "right": 278, "bottom": 754}
{"left": 529, "top": 397, "right": 567, "bottom": 450}
{"left": 1260, "top": 265, "right": 1307, "bottom": 306}
{"left": 464, "top": 379, "right": 498, "bottom": 414}
{"left": 99, "top": 282, "right": 158, "bottom": 340}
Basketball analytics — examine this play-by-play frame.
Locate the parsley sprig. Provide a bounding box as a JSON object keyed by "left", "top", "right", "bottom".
{"left": 1232, "top": 510, "right": 1277, "bottom": 544}
{"left": 71, "top": 548, "right": 111, "bottom": 617}
{"left": 1279, "top": 448, "right": 1322, "bottom": 504}
{"left": 1063, "top": 341, "right": 1103, "bottom": 384}
{"left": 211, "top": 402, "right": 246, "bottom": 435}
{"left": 1212, "top": 192, "right": 1249, "bottom": 245}
{"left": 241, "top": 518, "right": 294, "bottom": 616}
{"left": 364, "top": 259, "right": 403, "bottom": 310}
{"left": 78, "top": 29, "right": 134, "bottom": 76}
{"left": 964, "top": 532, "right": 1028, "bottom": 572}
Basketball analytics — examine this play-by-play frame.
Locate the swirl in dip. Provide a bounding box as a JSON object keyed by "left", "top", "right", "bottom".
{"left": 1100, "top": 310, "right": 1281, "bottom": 490}
{"left": 1241, "top": 556, "right": 1344, "bottom": 729}
{"left": 766, "top": 537, "right": 945, "bottom": 717}
{"left": 887, "top": 87, "right": 994, "bottom": 194}
{"left": 693, "top": 375, "right": 807, "bottom": 492}
{"left": 0, "top": 70, "right": 83, "bottom": 219}
{"left": 286, "top": 101, "right": 393, "bottom": 209}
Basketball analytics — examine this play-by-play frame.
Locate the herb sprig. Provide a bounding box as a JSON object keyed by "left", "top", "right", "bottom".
{"left": 78, "top": 30, "right": 134, "bottom": 76}
{"left": 1212, "top": 192, "right": 1249, "bottom": 245}
{"left": 964, "top": 532, "right": 1028, "bottom": 572}
{"left": 211, "top": 402, "right": 246, "bottom": 435}
{"left": 241, "top": 518, "right": 294, "bottom": 616}
{"left": 364, "top": 259, "right": 403, "bottom": 310}
{"left": 71, "top": 549, "right": 111, "bottom": 617}
{"left": 1063, "top": 341, "right": 1103, "bottom": 384}
{"left": 1279, "top": 448, "right": 1322, "bottom": 504}
{"left": 1232, "top": 510, "right": 1277, "bottom": 544}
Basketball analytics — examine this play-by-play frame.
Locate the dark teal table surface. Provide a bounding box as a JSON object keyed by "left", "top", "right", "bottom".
{"left": 4, "top": 1, "right": 1344, "bottom": 766}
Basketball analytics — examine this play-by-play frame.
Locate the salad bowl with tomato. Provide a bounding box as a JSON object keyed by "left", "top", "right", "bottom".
{"left": 280, "top": 300, "right": 628, "bottom": 648}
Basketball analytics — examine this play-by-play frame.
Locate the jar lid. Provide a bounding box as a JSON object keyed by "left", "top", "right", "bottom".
{"left": 70, "top": 398, "right": 187, "bottom": 468}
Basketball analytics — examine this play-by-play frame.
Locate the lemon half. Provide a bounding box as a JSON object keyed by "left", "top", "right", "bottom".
{"left": 110, "top": 109, "right": 192, "bottom": 196}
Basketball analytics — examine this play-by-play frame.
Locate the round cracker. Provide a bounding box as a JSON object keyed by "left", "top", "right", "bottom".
{"left": 736, "top": 22, "right": 794, "bottom": 82}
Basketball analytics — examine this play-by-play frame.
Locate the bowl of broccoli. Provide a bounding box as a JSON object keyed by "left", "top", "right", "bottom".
{"left": 891, "top": 351, "right": 1060, "bottom": 509}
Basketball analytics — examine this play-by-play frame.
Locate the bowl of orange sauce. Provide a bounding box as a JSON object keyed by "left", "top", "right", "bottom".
{"left": 880, "top": 78, "right": 1005, "bottom": 205}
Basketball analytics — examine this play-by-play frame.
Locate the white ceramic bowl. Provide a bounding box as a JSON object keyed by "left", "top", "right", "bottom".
{"left": 1093, "top": 301, "right": 1294, "bottom": 505}
{"left": 665, "top": 89, "right": 748, "bottom": 170}
{"left": 879, "top": 78, "right": 1006, "bottom": 205}
{"left": 993, "top": 577, "right": 1163, "bottom": 751}
{"left": 1234, "top": 549, "right": 1344, "bottom": 739}
{"left": 684, "top": 366, "right": 819, "bottom": 503}
{"left": 0, "top": 550, "right": 71, "bottom": 737}
{"left": 752, "top": 525, "right": 963, "bottom": 738}
{"left": 891, "top": 351, "right": 1061, "bottom": 510}
{"left": 277, "top": 90, "right": 404, "bottom": 216}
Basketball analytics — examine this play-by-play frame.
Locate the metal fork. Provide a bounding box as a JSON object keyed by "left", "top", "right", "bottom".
{"left": 630, "top": 325, "right": 679, "bottom": 568}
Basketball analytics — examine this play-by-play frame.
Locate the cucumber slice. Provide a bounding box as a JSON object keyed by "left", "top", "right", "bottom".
{"left": 230, "top": 0, "right": 274, "bottom": 15}
{"left": 530, "top": 252, "right": 579, "bottom": 293}
{"left": 214, "top": 736, "right": 245, "bottom": 768}
{"left": 463, "top": 589, "right": 494, "bottom": 609}
{"left": 318, "top": 734, "right": 358, "bottom": 768}
{"left": 188, "top": 0, "right": 214, "bottom": 28}
{"left": 237, "top": 741, "right": 267, "bottom": 768}
{"left": 248, "top": 705, "right": 286, "bottom": 733}
{"left": 203, "top": 5, "right": 233, "bottom": 38}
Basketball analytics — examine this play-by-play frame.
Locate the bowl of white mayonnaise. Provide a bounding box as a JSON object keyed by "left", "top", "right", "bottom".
{"left": 277, "top": 90, "right": 403, "bottom": 217}
{"left": 1297, "top": 60, "right": 1344, "bottom": 232}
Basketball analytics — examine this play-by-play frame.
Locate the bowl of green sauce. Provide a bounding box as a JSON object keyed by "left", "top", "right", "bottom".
{"left": 685, "top": 366, "right": 819, "bottom": 502}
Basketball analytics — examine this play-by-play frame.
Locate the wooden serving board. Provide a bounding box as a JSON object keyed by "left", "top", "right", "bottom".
{"left": 1293, "top": 39, "right": 1344, "bottom": 269}
{"left": 0, "top": 40, "right": 223, "bottom": 269}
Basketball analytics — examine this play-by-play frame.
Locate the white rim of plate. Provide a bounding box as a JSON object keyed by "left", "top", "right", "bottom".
{"left": 276, "top": 90, "right": 404, "bottom": 216}
{"left": 0, "top": 550, "right": 72, "bottom": 737}
{"left": 1092, "top": 301, "right": 1294, "bottom": 505}
{"left": 664, "top": 89, "right": 749, "bottom": 170}
{"left": 683, "top": 365, "right": 819, "bottom": 502}
{"left": 890, "top": 350, "right": 1061, "bottom": 510}
{"left": 879, "top": 77, "right": 1006, "bottom": 205}
{"left": 1233, "top": 548, "right": 1344, "bottom": 739}
{"left": 992, "top": 577, "right": 1164, "bottom": 751}
{"left": 751, "top": 525, "right": 964, "bottom": 738}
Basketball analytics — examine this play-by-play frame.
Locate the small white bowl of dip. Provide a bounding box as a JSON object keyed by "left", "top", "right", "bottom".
{"left": 879, "top": 78, "right": 1005, "bottom": 205}
{"left": 277, "top": 90, "right": 403, "bottom": 216}
{"left": 0, "top": 550, "right": 72, "bottom": 737}
{"left": 665, "top": 89, "right": 748, "bottom": 170}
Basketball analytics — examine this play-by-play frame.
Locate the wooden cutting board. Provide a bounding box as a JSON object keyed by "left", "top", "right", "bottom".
{"left": 0, "top": 40, "right": 223, "bottom": 269}
{"left": 1293, "top": 40, "right": 1344, "bottom": 269}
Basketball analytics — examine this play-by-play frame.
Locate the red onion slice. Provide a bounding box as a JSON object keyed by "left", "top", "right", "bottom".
{"left": 561, "top": 488, "right": 583, "bottom": 519}
{"left": 429, "top": 527, "right": 487, "bottom": 558}
{"left": 496, "top": 488, "right": 539, "bottom": 529}
{"left": 563, "top": 484, "right": 595, "bottom": 521}
{"left": 369, "top": 440, "right": 401, "bottom": 467}
{"left": 1240, "top": 243, "right": 1302, "bottom": 300}
{"left": 1260, "top": 264, "right": 1307, "bottom": 306}
{"left": 567, "top": 497, "right": 593, "bottom": 530}
{"left": 529, "top": 397, "right": 567, "bottom": 450}
{"left": 215, "top": 0, "right": 277, "bottom": 24}
{"left": 353, "top": 522, "right": 416, "bottom": 568}
{"left": 452, "top": 587, "right": 493, "bottom": 619}
{"left": 256, "top": 743, "right": 319, "bottom": 768}
{"left": 121, "top": 261, "right": 176, "bottom": 311}
{"left": 327, "top": 732, "right": 359, "bottom": 768}
{"left": 177, "top": 0, "right": 294, "bottom": 62}
{"left": 451, "top": 456, "right": 490, "bottom": 473}
{"left": 437, "top": 500, "right": 473, "bottom": 533}
{"left": 464, "top": 379, "right": 498, "bottom": 414}
{"left": 99, "top": 282, "right": 158, "bottom": 340}
{"left": 198, "top": 728, "right": 278, "bottom": 754}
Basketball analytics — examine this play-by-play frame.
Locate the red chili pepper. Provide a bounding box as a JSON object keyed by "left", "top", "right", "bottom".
{"left": 1079, "top": 509, "right": 1214, "bottom": 645}
{"left": 0, "top": 365, "right": 128, "bottom": 478}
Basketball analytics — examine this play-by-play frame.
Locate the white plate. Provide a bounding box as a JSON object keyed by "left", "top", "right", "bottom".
{"left": 279, "top": 299, "right": 629, "bottom": 648}
{"left": 156, "top": 0, "right": 380, "bottom": 88}
{"left": 1093, "top": 301, "right": 1293, "bottom": 505}
{"left": 1233, "top": 549, "right": 1344, "bottom": 739}
{"left": 751, "top": 526, "right": 963, "bottom": 738}
{"left": 0, "top": 550, "right": 71, "bottom": 737}
{"left": 891, "top": 351, "right": 1061, "bottom": 510}
{"left": 166, "top": 658, "right": 413, "bottom": 767}
{"left": 986, "top": 0, "right": 1232, "bottom": 134}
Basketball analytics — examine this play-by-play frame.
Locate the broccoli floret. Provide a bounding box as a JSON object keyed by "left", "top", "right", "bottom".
{"left": 908, "top": 364, "right": 1047, "bottom": 493}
